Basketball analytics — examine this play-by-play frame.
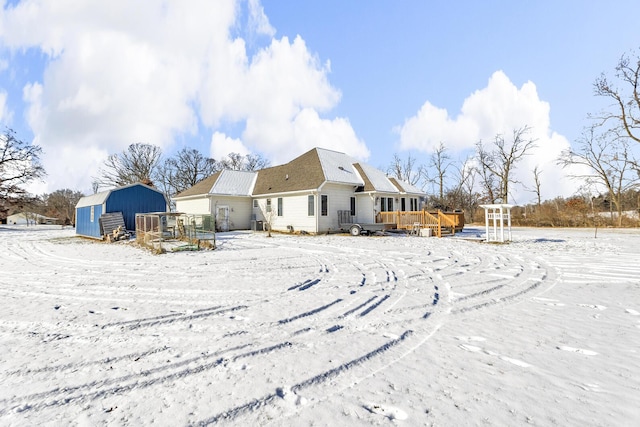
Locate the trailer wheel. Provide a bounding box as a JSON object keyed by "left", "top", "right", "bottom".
{"left": 350, "top": 225, "right": 362, "bottom": 236}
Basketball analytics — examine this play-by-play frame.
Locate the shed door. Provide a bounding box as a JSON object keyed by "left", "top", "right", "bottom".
{"left": 217, "top": 206, "right": 229, "bottom": 232}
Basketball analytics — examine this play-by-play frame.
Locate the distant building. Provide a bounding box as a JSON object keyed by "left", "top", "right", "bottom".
{"left": 7, "top": 212, "right": 59, "bottom": 225}
{"left": 75, "top": 183, "right": 168, "bottom": 239}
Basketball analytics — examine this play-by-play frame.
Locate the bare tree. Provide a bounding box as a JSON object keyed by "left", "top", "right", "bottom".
{"left": 44, "top": 189, "right": 84, "bottom": 225}
{"left": 387, "top": 153, "right": 425, "bottom": 187}
{"left": 593, "top": 50, "right": 640, "bottom": 144}
{"left": 156, "top": 148, "right": 219, "bottom": 197}
{"left": 558, "top": 126, "right": 638, "bottom": 226}
{"left": 427, "top": 142, "right": 453, "bottom": 201}
{"left": 446, "top": 157, "right": 480, "bottom": 222}
{"left": 525, "top": 166, "right": 544, "bottom": 226}
{"left": 475, "top": 126, "right": 537, "bottom": 204}
{"left": 257, "top": 198, "right": 276, "bottom": 237}
{"left": 474, "top": 142, "right": 499, "bottom": 203}
{"left": 219, "top": 152, "right": 270, "bottom": 171}
{"left": 94, "top": 143, "right": 162, "bottom": 190}
{"left": 0, "top": 128, "right": 46, "bottom": 220}
{"left": 244, "top": 153, "right": 270, "bottom": 171}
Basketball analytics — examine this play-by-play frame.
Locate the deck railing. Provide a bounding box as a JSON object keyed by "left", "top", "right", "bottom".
{"left": 376, "top": 210, "right": 464, "bottom": 237}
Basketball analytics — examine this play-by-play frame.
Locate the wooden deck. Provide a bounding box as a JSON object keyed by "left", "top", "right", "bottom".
{"left": 376, "top": 210, "right": 464, "bottom": 237}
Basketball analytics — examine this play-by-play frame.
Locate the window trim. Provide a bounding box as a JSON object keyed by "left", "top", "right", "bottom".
{"left": 277, "top": 197, "right": 283, "bottom": 216}
{"left": 321, "top": 195, "right": 328, "bottom": 216}
{"left": 308, "top": 195, "right": 314, "bottom": 216}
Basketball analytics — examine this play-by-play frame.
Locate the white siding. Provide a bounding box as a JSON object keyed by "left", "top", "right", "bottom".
{"left": 318, "top": 184, "right": 359, "bottom": 232}
{"left": 176, "top": 196, "right": 252, "bottom": 230}
{"left": 210, "top": 196, "right": 252, "bottom": 230}
{"left": 356, "top": 194, "right": 376, "bottom": 223}
{"left": 175, "top": 198, "right": 209, "bottom": 215}
{"left": 253, "top": 194, "right": 317, "bottom": 233}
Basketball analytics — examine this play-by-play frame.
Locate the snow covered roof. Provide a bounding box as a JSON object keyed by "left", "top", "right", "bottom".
{"left": 210, "top": 170, "right": 257, "bottom": 196}
{"left": 182, "top": 147, "right": 426, "bottom": 197}
{"left": 75, "top": 189, "right": 110, "bottom": 208}
{"left": 353, "top": 163, "right": 399, "bottom": 193}
{"left": 315, "top": 148, "right": 364, "bottom": 186}
{"left": 388, "top": 177, "right": 424, "bottom": 195}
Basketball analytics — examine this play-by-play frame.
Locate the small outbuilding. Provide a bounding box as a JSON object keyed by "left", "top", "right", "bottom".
{"left": 7, "top": 212, "right": 59, "bottom": 225}
{"left": 75, "top": 183, "right": 168, "bottom": 239}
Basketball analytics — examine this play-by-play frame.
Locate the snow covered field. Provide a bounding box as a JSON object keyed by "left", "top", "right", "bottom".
{"left": 0, "top": 225, "right": 639, "bottom": 426}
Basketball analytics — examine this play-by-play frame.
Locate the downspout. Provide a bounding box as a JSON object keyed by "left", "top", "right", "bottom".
{"left": 315, "top": 191, "right": 319, "bottom": 234}
{"left": 369, "top": 193, "right": 375, "bottom": 222}
{"left": 316, "top": 182, "right": 326, "bottom": 234}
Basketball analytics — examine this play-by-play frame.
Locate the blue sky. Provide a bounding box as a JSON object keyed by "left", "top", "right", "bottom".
{"left": 1, "top": 0, "right": 639, "bottom": 202}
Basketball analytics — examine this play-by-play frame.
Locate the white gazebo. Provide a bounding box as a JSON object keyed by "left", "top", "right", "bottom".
{"left": 480, "top": 204, "right": 513, "bottom": 243}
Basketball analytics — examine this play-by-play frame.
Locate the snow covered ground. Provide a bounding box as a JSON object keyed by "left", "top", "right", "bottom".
{"left": 0, "top": 225, "right": 639, "bottom": 426}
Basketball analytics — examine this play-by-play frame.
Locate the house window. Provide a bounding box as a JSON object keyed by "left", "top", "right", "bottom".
{"left": 380, "top": 198, "right": 386, "bottom": 212}
{"left": 277, "top": 197, "right": 283, "bottom": 216}
{"left": 387, "top": 197, "right": 394, "bottom": 211}
{"left": 308, "top": 195, "right": 314, "bottom": 216}
{"left": 266, "top": 199, "right": 272, "bottom": 212}
{"left": 90, "top": 206, "right": 94, "bottom": 222}
{"left": 401, "top": 198, "right": 406, "bottom": 212}
{"left": 411, "top": 198, "right": 418, "bottom": 211}
{"left": 321, "top": 195, "right": 328, "bottom": 216}
{"left": 350, "top": 197, "right": 356, "bottom": 216}
{"left": 253, "top": 199, "right": 258, "bottom": 208}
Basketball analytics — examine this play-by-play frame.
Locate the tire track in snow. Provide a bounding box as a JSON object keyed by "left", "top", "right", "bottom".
{"left": 0, "top": 342, "right": 294, "bottom": 417}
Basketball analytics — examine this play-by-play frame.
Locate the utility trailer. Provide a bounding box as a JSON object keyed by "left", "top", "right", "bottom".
{"left": 337, "top": 210, "right": 394, "bottom": 236}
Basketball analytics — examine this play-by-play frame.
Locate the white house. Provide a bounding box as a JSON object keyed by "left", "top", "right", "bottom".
{"left": 172, "top": 170, "right": 257, "bottom": 232}
{"left": 173, "top": 147, "right": 425, "bottom": 234}
{"left": 7, "top": 212, "right": 58, "bottom": 225}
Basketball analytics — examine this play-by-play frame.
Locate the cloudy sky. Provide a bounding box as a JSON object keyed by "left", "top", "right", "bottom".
{"left": 1, "top": 0, "right": 639, "bottom": 203}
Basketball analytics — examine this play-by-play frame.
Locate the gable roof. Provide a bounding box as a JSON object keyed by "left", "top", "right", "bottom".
{"left": 353, "top": 163, "right": 399, "bottom": 193}
{"left": 253, "top": 148, "right": 365, "bottom": 196}
{"left": 174, "top": 170, "right": 258, "bottom": 198}
{"left": 76, "top": 189, "right": 110, "bottom": 208}
{"left": 388, "top": 177, "right": 424, "bottom": 195}
{"left": 175, "top": 147, "right": 426, "bottom": 199}
{"left": 76, "top": 182, "right": 166, "bottom": 208}
{"left": 316, "top": 148, "right": 364, "bottom": 186}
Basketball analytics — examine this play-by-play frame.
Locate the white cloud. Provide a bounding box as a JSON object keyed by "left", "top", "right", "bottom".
{"left": 248, "top": 0, "right": 275, "bottom": 37}
{"left": 210, "top": 131, "right": 250, "bottom": 160}
{"left": 0, "top": 90, "right": 11, "bottom": 124}
{"left": 397, "top": 70, "right": 579, "bottom": 202}
{"left": 0, "top": 1, "right": 365, "bottom": 194}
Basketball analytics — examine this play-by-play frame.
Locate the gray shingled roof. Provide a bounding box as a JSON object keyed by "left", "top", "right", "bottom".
{"left": 174, "top": 172, "right": 221, "bottom": 198}
{"left": 175, "top": 147, "right": 425, "bottom": 199}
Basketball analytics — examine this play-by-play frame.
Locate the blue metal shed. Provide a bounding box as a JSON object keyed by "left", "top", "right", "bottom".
{"left": 75, "top": 183, "right": 168, "bottom": 239}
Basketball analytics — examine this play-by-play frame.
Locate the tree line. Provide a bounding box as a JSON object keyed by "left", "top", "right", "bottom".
{"left": 2, "top": 48, "right": 639, "bottom": 226}
{"left": 386, "top": 49, "right": 640, "bottom": 226}
{"left": 0, "top": 137, "right": 268, "bottom": 224}
{"left": 90, "top": 143, "right": 269, "bottom": 199}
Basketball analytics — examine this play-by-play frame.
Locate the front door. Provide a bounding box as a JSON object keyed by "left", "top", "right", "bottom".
{"left": 217, "top": 206, "right": 230, "bottom": 232}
